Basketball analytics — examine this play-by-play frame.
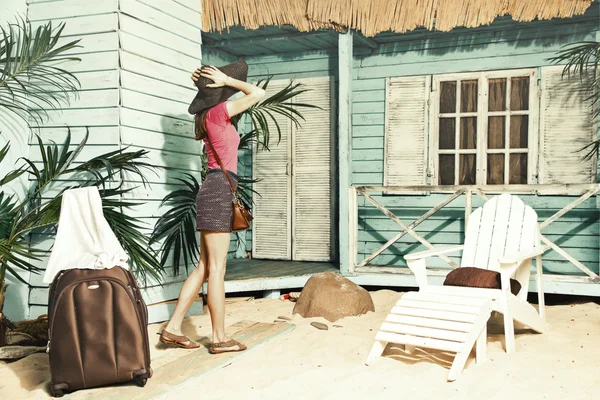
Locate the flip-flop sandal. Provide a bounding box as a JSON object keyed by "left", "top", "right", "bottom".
{"left": 158, "top": 330, "right": 200, "bottom": 349}
{"left": 209, "top": 339, "right": 247, "bottom": 354}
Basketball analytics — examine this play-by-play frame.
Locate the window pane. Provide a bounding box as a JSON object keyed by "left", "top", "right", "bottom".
{"left": 487, "top": 154, "right": 504, "bottom": 184}
{"left": 439, "top": 118, "right": 456, "bottom": 149}
{"left": 510, "top": 115, "right": 528, "bottom": 148}
{"left": 488, "top": 78, "right": 507, "bottom": 111}
{"left": 439, "top": 155, "right": 455, "bottom": 185}
{"left": 461, "top": 80, "right": 478, "bottom": 112}
{"left": 460, "top": 117, "right": 477, "bottom": 149}
{"left": 510, "top": 76, "right": 529, "bottom": 111}
{"left": 487, "top": 116, "right": 505, "bottom": 149}
{"left": 509, "top": 154, "right": 528, "bottom": 184}
{"left": 440, "top": 81, "right": 457, "bottom": 113}
{"left": 459, "top": 155, "right": 476, "bottom": 185}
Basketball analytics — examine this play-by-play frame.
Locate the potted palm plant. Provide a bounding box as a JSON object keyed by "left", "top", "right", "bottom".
{"left": 0, "top": 19, "right": 163, "bottom": 346}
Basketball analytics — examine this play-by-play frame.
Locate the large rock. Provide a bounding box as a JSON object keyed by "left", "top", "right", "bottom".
{"left": 292, "top": 272, "right": 374, "bottom": 322}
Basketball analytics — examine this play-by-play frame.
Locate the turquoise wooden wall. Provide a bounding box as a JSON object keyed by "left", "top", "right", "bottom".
{"left": 210, "top": 3, "right": 600, "bottom": 281}
{"left": 352, "top": 6, "right": 600, "bottom": 277}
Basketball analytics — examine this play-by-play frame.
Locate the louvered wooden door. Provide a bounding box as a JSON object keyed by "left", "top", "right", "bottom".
{"left": 252, "top": 81, "right": 292, "bottom": 259}
{"left": 253, "top": 77, "right": 334, "bottom": 262}
{"left": 292, "top": 77, "right": 334, "bottom": 261}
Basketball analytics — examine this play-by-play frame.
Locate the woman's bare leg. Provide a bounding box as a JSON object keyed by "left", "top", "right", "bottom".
{"left": 204, "top": 231, "right": 242, "bottom": 350}
{"left": 164, "top": 232, "right": 208, "bottom": 336}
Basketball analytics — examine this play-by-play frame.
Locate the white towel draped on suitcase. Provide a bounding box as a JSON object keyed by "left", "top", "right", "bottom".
{"left": 43, "top": 187, "right": 129, "bottom": 284}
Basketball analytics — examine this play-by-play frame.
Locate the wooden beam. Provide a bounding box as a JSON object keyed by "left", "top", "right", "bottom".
{"left": 353, "top": 32, "right": 378, "bottom": 49}
{"left": 338, "top": 31, "right": 353, "bottom": 274}
{"left": 355, "top": 184, "right": 600, "bottom": 196}
{"left": 347, "top": 269, "right": 600, "bottom": 296}
{"left": 348, "top": 186, "right": 359, "bottom": 273}
{"left": 358, "top": 189, "right": 464, "bottom": 267}
{"left": 540, "top": 235, "right": 600, "bottom": 281}
{"left": 465, "top": 188, "right": 472, "bottom": 227}
{"left": 361, "top": 191, "right": 459, "bottom": 268}
{"left": 203, "top": 31, "right": 333, "bottom": 48}
{"left": 539, "top": 188, "right": 599, "bottom": 229}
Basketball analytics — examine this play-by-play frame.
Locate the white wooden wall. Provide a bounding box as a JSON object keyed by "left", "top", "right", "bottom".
{"left": 21, "top": 0, "right": 203, "bottom": 322}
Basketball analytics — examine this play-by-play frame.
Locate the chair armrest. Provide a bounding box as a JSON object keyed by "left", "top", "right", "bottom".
{"left": 404, "top": 245, "right": 464, "bottom": 261}
{"left": 498, "top": 247, "right": 546, "bottom": 266}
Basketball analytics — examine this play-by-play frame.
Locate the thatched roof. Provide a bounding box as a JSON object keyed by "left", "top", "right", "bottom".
{"left": 202, "top": 0, "right": 594, "bottom": 37}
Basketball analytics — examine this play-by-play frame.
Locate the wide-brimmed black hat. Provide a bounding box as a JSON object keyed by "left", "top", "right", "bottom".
{"left": 188, "top": 60, "right": 248, "bottom": 115}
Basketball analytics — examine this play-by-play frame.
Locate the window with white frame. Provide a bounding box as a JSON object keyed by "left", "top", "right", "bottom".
{"left": 432, "top": 69, "right": 537, "bottom": 186}
{"left": 384, "top": 67, "right": 596, "bottom": 189}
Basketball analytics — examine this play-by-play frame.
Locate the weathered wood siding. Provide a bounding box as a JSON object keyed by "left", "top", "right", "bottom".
{"left": 25, "top": 0, "right": 122, "bottom": 318}
{"left": 212, "top": 4, "right": 600, "bottom": 287}
{"left": 352, "top": 6, "right": 600, "bottom": 277}
{"left": 22, "top": 0, "right": 204, "bottom": 320}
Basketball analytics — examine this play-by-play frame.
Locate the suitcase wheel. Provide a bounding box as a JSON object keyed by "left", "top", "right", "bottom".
{"left": 50, "top": 383, "right": 69, "bottom": 398}
{"left": 135, "top": 376, "right": 148, "bottom": 387}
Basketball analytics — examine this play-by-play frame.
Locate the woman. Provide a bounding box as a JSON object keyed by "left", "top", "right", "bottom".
{"left": 159, "top": 60, "right": 265, "bottom": 353}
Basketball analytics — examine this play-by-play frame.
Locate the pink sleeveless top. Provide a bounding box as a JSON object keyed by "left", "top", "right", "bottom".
{"left": 204, "top": 102, "right": 240, "bottom": 174}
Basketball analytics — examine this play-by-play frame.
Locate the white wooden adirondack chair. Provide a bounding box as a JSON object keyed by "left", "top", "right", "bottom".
{"left": 366, "top": 194, "right": 549, "bottom": 380}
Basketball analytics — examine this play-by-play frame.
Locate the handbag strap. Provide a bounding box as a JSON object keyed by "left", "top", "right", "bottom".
{"left": 204, "top": 134, "right": 237, "bottom": 197}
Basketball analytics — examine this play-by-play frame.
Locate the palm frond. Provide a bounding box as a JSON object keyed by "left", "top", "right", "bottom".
{"left": 548, "top": 41, "right": 600, "bottom": 80}
{"left": 0, "top": 238, "right": 44, "bottom": 285}
{"left": 150, "top": 173, "right": 200, "bottom": 276}
{"left": 0, "top": 19, "right": 81, "bottom": 124}
{"left": 24, "top": 131, "right": 87, "bottom": 197}
{"left": 1, "top": 129, "right": 161, "bottom": 286}
{"left": 246, "top": 79, "right": 320, "bottom": 149}
{"left": 103, "top": 204, "right": 163, "bottom": 286}
{"left": 0, "top": 193, "right": 18, "bottom": 239}
{"left": 237, "top": 176, "right": 261, "bottom": 205}
{"left": 70, "top": 147, "right": 156, "bottom": 187}
{"left": 0, "top": 143, "right": 25, "bottom": 186}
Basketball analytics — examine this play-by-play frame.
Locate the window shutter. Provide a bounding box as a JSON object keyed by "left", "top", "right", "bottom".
{"left": 252, "top": 79, "right": 292, "bottom": 260}
{"left": 384, "top": 75, "right": 431, "bottom": 189}
{"left": 292, "top": 76, "right": 334, "bottom": 261}
{"left": 539, "top": 65, "right": 597, "bottom": 184}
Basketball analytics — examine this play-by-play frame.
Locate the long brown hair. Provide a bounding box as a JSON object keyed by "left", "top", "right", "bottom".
{"left": 194, "top": 108, "right": 210, "bottom": 141}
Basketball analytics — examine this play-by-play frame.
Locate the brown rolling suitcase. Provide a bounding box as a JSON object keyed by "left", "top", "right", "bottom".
{"left": 47, "top": 266, "right": 152, "bottom": 397}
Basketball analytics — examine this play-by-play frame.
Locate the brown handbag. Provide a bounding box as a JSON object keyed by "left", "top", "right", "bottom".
{"left": 205, "top": 135, "right": 253, "bottom": 232}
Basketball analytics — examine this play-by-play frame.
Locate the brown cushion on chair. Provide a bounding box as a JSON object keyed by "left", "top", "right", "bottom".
{"left": 443, "top": 267, "right": 522, "bottom": 296}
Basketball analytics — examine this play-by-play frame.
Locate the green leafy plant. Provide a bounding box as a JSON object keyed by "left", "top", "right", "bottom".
{"left": 1, "top": 19, "right": 81, "bottom": 123}
{"left": 150, "top": 79, "right": 317, "bottom": 275}
{"left": 548, "top": 41, "right": 599, "bottom": 160}
{"left": 0, "top": 19, "right": 163, "bottom": 314}
{"left": 0, "top": 133, "right": 164, "bottom": 312}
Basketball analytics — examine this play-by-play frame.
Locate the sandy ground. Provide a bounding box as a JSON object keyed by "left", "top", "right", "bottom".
{"left": 1, "top": 290, "right": 599, "bottom": 400}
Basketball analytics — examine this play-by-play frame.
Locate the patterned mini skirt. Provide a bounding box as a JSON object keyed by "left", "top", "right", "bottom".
{"left": 196, "top": 169, "right": 238, "bottom": 232}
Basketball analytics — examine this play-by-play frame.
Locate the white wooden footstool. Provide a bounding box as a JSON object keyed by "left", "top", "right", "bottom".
{"left": 366, "top": 291, "right": 493, "bottom": 381}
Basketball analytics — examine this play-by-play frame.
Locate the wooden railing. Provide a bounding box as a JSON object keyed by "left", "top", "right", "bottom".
{"left": 348, "top": 184, "right": 600, "bottom": 283}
